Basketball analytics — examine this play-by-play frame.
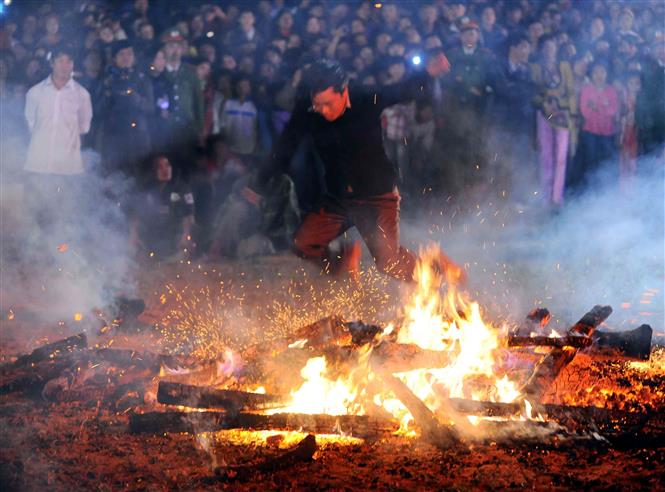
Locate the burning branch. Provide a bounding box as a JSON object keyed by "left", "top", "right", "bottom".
{"left": 521, "top": 305, "right": 613, "bottom": 400}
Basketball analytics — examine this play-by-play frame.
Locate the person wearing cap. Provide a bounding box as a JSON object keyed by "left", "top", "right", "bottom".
{"left": 160, "top": 28, "right": 204, "bottom": 177}
{"left": 442, "top": 20, "right": 498, "bottom": 194}
{"left": 270, "top": 56, "right": 465, "bottom": 283}
{"left": 99, "top": 40, "right": 153, "bottom": 178}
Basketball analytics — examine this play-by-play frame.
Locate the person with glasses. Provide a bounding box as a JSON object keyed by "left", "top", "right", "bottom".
{"left": 270, "top": 56, "right": 465, "bottom": 283}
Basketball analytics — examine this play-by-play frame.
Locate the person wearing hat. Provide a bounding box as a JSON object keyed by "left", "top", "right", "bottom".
{"left": 160, "top": 28, "right": 204, "bottom": 178}
{"left": 99, "top": 39, "right": 153, "bottom": 178}
{"left": 442, "top": 19, "right": 498, "bottom": 194}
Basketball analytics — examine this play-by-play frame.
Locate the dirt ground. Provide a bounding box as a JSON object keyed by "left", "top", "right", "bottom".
{"left": 1, "top": 256, "right": 664, "bottom": 491}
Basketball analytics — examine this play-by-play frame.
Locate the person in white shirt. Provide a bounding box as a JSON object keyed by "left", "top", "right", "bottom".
{"left": 24, "top": 47, "right": 92, "bottom": 176}
{"left": 219, "top": 75, "right": 258, "bottom": 156}
{"left": 23, "top": 46, "right": 93, "bottom": 239}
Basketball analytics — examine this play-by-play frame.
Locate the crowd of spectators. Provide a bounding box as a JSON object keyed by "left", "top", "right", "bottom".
{"left": 1, "top": 0, "right": 663, "bottom": 261}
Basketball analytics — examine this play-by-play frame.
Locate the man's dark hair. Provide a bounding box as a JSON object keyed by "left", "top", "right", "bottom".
{"left": 506, "top": 32, "right": 529, "bottom": 50}
{"left": 49, "top": 45, "right": 76, "bottom": 63}
{"left": 304, "top": 58, "right": 348, "bottom": 95}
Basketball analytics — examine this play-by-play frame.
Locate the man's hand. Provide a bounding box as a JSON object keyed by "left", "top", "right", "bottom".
{"left": 242, "top": 187, "right": 263, "bottom": 207}
{"left": 426, "top": 52, "right": 451, "bottom": 78}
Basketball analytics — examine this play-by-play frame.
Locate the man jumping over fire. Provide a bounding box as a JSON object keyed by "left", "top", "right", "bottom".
{"left": 271, "top": 53, "right": 465, "bottom": 283}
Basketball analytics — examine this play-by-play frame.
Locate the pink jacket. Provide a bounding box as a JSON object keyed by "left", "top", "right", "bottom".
{"left": 580, "top": 83, "right": 619, "bottom": 136}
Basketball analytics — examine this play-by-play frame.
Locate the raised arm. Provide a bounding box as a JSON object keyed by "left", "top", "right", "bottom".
{"left": 374, "top": 52, "right": 451, "bottom": 112}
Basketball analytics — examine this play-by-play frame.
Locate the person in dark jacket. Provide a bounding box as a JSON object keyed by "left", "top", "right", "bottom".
{"left": 442, "top": 21, "right": 499, "bottom": 194}
{"left": 636, "top": 33, "right": 665, "bottom": 157}
{"left": 490, "top": 33, "right": 537, "bottom": 197}
{"left": 160, "top": 28, "right": 204, "bottom": 178}
{"left": 128, "top": 154, "right": 195, "bottom": 259}
{"left": 271, "top": 58, "right": 464, "bottom": 283}
{"left": 99, "top": 40, "right": 153, "bottom": 177}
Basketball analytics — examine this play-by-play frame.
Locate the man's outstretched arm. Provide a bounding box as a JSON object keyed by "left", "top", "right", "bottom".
{"left": 374, "top": 52, "right": 451, "bottom": 111}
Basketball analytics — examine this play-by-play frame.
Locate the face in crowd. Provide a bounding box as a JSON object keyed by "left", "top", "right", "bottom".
{"left": 311, "top": 85, "right": 349, "bottom": 122}
{"left": 163, "top": 41, "right": 184, "bottom": 63}
{"left": 115, "top": 47, "right": 135, "bottom": 69}
{"left": 154, "top": 156, "right": 173, "bottom": 182}
{"left": 511, "top": 40, "right": 531, "bottom": 65}
{"left": 461, "top": 28, "right": 480, "bottom": 49}
{"left": 51, "top": 53, "right": 74, "bottom": 80}
{"left": 591, "top": 63, "right": 608, "bottom": 86}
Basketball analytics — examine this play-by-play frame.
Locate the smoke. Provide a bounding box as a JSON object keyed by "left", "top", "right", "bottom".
{"left": 1, "top": 141, "right": 138, "bottom": 325}
{"left": 401, "top": 153, "right": 664, "bottom": 334}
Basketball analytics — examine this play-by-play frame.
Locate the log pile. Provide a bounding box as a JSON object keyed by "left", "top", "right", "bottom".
{"left": 0, "top": 305, "right": 656, "bottom": 451}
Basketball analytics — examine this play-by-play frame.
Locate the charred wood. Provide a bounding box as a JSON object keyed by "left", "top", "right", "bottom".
{"left": 212, "top": 434, "right": 317, "bottom": 481}
{"left": 377, "top": 371, "right": 457, "bottom": 448}
{"left": 447, "top": 398, "right": 652, "bottom": 430}
{"left": 521, "top": 305, "right": 612, "bottom": 400}
{"left": 569, "top": 305, "right": 613, "bottom": 336}
{"left": 157, "top": 382, "right": 284, "bottom": 411}
{"left": 507, "top": 335, "right": 592, "bottom": 349}
{"left": 511, "top": 308, "right": 551, "bottom": 336}
{"left": 4, "top": 333, "right": 87, "bottom": 370}
{"left": 592, "top": 325, "right": 653, "bottom": 361}
{"left": 0, "top": 353, "right": 89, "bottom": 395}
{"left": 129, "top": 411, "right": 396, "bottom": 437}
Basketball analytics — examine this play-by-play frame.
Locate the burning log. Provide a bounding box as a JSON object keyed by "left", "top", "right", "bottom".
{"left": 157, "top": 382, "right": 284, "bottom": 411}
{"left": 447, "top": 398, "right": 649, "bottom": 423}
{"left": 446, "top": 397, "right": 658, "bottom": 447}
{"left": 369, "top": 342, "right": 451, "bottom": 373}
{"left": 511, "top": 308, "right": 551, "bottom": 336}
{"left": 3, "top": 333, "right": 87, "bottom": 370}
{"left": 129, "top": 411, "right": 396, "bottom": 437}
{"left": 377, "top": 371, "right": 457, "bottom": 448}
{"left": 507, "top": 335, "right": 592, "bottom": 349}
{"left": 508, "top": 325, "right": 652, "bottom": 358}
{"left": 212, "top": 434, "right": 317, "bottom": 482}
{"left": 521, "top": 305, "right": 612, "bottom": 401}
{"left": 245, "top": 341, "right": 451, "bottom": 396}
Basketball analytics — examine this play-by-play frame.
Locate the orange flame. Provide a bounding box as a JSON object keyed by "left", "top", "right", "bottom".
{"left": 273, "top": 244, "right": 522, "bottom": 432}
